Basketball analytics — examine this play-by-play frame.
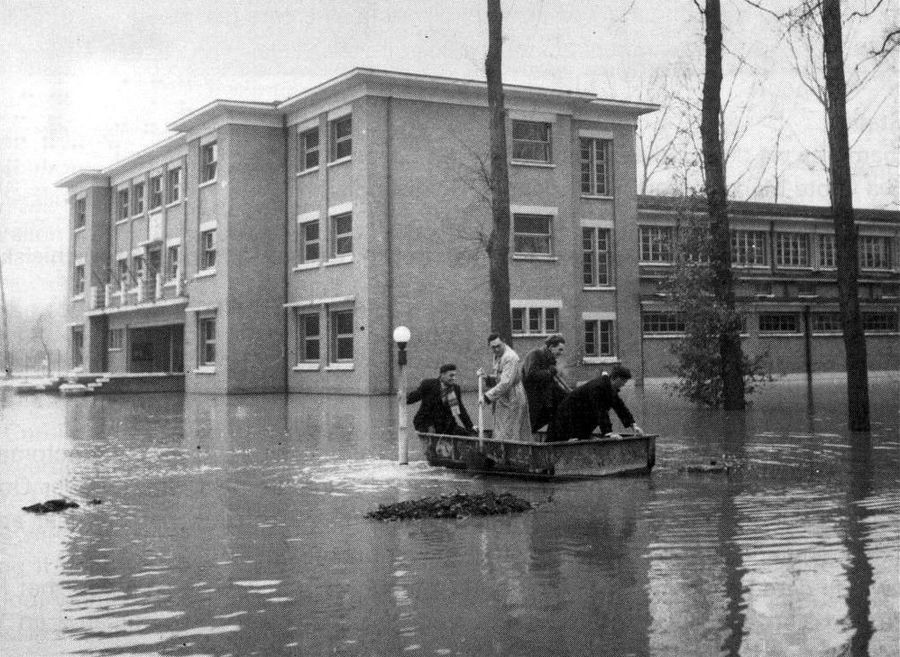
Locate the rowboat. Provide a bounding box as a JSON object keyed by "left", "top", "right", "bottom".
{"left": 416, "top": 430, "right": 656, "bottom": 479}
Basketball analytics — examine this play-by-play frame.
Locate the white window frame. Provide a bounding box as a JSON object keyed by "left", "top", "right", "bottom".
{"left": 758, "top": 312, "right": 801, "bottom": 335}
{"left": 642, "top": 311, "right": 685, "bottom": 335}
{"left": 298, "top": 126, "right": 320, "bottom": 172}
{"left": 197, "top": 313, "right": 217, "bottom": 368}
{"left": 297, "top": 211, "right": 321, "bottom": 266}
{"left": 199, "top": 228, "right": 216, "bottom": 272}
{"left": 511, "top": 300, "right": 561, "bottom": 337}
{"left": 132, "top": 181, "right": 145, "bottom": 216}
{"left": 583, "top": 318, "right": 615, "bottom": 360}
{"left": 328, "top": 307, "right": 354, "bottom": 366}
{"left": 582, "top": 225, "right": 612, "bottom": 287}
{"left": 166, "top": 167, "right": 182, "bottom": 204}
{"left": 72, "top": 261, "right": 86, "bottom": 297}
{"left": 774, "top": 232, "right": 810, "bottom": 268}
{"left": 117, "top": 188, "right": 130, "bottom": 221}
{"left": 858, "top": 235, "right": 891, "bottom": 270}
{"left": 108, "top": 328, "right": 125, "bottom": 351}
{"left": 817, "top": 234, "right": 836, "bottom": 269}
{"left": 74, "top": 196, "right": 87, "bottom": 230}
{"left": 640, "top": 225, "right": 673, "bottom": 263}
{"left": 511, "top": 119, "right": 552, "bottom": 164}
{"left": 165, "top": 243, "right": 180, "bottom": 283}
{"left": 580, "top": 137, "right": 612, "bottom": 197}
{"left": 731, "top": 230, "right": 768, "bottom": 267}
{"left": 200, "top": 142, "right": 218, "bottom": 184}
{"left": 329, "top": 115, "right": 352, "bottom": 163}
{"left": 295, "top": 310, "right": 321, "bottom": 366}
{"left": 329, "top": 211, "right": 353, "bottom": 260}
{"left": 149, "top": 174, "right": 163, "bottom": 210}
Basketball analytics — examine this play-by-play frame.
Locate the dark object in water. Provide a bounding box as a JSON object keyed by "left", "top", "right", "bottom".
{"left": 87, "top": 498, "right": 103, "bottom": 505}
{"left": 22, "top": 499, "right": 80, "bottom": 513}
{"left": 680, "top": 459, "right": 732, "bottom": 474}
{"left": 367, "top": 490, "right": 532, "bottom": 521}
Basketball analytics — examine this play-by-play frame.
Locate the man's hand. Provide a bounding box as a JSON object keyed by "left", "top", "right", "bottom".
{"left": 482, "top": 395, "right": 492, "bottom": 405}
{"left": 630, "top": 424, "right": 645, "bottom": 436}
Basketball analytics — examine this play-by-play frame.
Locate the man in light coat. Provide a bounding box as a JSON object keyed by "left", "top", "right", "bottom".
{"left": 478, "top": 333, "right": 532, "bottom": 442}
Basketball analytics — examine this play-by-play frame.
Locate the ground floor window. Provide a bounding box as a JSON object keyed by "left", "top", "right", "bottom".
{"left": 72, "top": 327, "right": 84, "bottom": 367}
{"left": 642, "top": 311, "right": 685, "bottom": 335}
{"left": 296, "top": 311, "right": 321, "bottom": 363}
{"left": 863, "top": 311, "right": 898, "bottom": 333}
{"left": 759, "top": 313, "right": 800, "bottom": 334}
{"left": 812, "top": 312, "right": 842, "bottom": 333}
{"left": 329, "top": 308, "right": 354, "bottom": 363}
{"left": 511, "top": 304, "right": 559, "bottom": 336}
{"left": 584, "top": 320, "right": 614, "bottom": 357}
{"left": 198, "top": 314, "right": 216, "bottom": 366}
{"left": 108, "top": 328, "right": 124, "bottom": 351}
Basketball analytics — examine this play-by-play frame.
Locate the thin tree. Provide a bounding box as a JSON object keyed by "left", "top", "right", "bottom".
{"left": 485, "top": 0, "right": 513, "bottom": 344}
{"left": 33, "top": 314, "right": 52, "bottom": 377}
{"left": 699, "top": 0, "right": 746, "bottom": 410}
{"left": 0, "top": 251, "right": 11, "bottom": 377}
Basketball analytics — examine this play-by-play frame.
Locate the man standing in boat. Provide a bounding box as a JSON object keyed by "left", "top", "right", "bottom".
{"left": 548, "top": 365, "right": 644, "bottom": 442}
{"left": 406, "top": 363, "right": 476, "bottom": 436}
{"left": 521, "top": 334, "right": 572, "bottom": 433}
{"left": 477, "top": 333, "right": 533, "bottom": 442}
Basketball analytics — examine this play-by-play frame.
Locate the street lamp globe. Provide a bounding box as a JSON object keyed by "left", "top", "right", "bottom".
{"left": 393, "top": 326, "right": 411, "bottom": 346}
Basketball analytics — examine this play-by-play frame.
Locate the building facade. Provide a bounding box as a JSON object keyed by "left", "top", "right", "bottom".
{"left": 57, "top": 69, "right": 899, "bottom": 395}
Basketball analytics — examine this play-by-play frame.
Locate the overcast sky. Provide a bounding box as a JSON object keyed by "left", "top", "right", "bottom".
{"left": 0, "top": 0, "right": 896, "bottom": 315}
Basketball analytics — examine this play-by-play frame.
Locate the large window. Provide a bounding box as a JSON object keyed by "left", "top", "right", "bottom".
{"left": 299, "top": 220, "right": 320, "bottom": 264}
{"left": 759, "top": 313, "right": 800, "bottom": 333}
{"left": 166, "top": 167, "right": 181, "bottom": 204}
{"left": 198, "top": 314, "right": 216, "bottom": 367}
{"left": 583, "top": 227, "right": 612, "bottom": 287}
{"left": 296, "top": 311, "right": 321, "bottom": 363}
{"left": 584, "top": 320, "right": 614, "bottom": 357}
{"left": 330, "top": 213, "right": 352, "bottom": 258}
{"left": 812, "top": 312, "right": 841, "bottom": 332}
{"left": 731, "top": 230, "right": 767, "bottom": 266}
{"left": 132, "top": 182, "right": 145, "bottom": 215}
{"left": 858, "top": 236, "right": 891, "bottom": 270}
{"left": 640, "top": 226, "right": 673, "bottom": 263}
{"left": 166, "top": 244, "right": 180, "bottom": 282}
{"left": 513, "top": 214, "right": 552, "bottom": 256}
{"left": 329, "top": 309, "right": 354, "bottom": 363}
{"left": 149, "top": 175, "right": 163, "bottom": 210}
{"left": 73, "top": 263, "right": 85, "bottom": 296}
{"left": 74, "top": 197, "right": 86, "bottom": 229}
{"left": 298, "top": 127, "right": 320, "bottom": 171}
{"left": 108, "top": 328, "right": 124, "bottom": 351}
{"left": 642, "top": 311, "right": 685, "bottom": 334}
{"left": 200, "top": 142, "right": 218, "bottom": 183}
{"left": 511, "top": 304, "right": 559, "bottom": 336}
{"left": 580, "top": 138, "right": 612, "bottom": 196}
{"left": 818, "top": 234, "right": 835, "bottom": 268}
{"left": 329, "top": 115, "right": 352, "bottom": 162}
{"left": 117, "top": 188, "right": 130, "bottom": 220}
{"left": 200, "top": 229, "right": 216, "bottom": 270}
{"left": 775, "top": 232, "right": 810, "bottom": 267}
{"left": 863, "top": 312, "right": 898, "bottom": 332}
{"left": 512, "top": 120, "right": 552, "bottom": 163}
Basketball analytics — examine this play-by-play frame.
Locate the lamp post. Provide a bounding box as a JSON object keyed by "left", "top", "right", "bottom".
{"left": 393, "top": 325, "right": 411, "bottom": 465}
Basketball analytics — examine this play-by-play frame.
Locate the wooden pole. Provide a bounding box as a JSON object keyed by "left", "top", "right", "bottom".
{"left": 398, "top": 357, "right": 408, "bottom": 465}
{"left": 477, "top": 372, "right": 485, "bottom": 451}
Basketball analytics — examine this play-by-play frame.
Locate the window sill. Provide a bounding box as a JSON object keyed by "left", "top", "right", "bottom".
{"left": 148, "top": 207, "right": 163, "bottom": 216}
{"left": 512, "top": 332, "right": 554, "bottom": 339}
{"left": 582, "top": 356, "right": 619, "bottom": 365}
{"left": 734, "top": 264, "right": 771, "bottom": 269}
{"left": 327, "top": 157, "right": 352, "bottom": 168}
{"left": 324, "top": 363, "right": 354, "bottom": 371}
{"left": 797, "top": 294, "right": 819, "bottom": 299}
{"left": 643, "top": 333, "right": 685, "bottom": 339}
{"left": 71, "top": 294, "right": 85, "bottom": 302}
{"left": 511, "top": 160, "right": 555, "bottom": 169}
{"left": 639, "top": 261, "right": 673, "bottom": 267}
{"left": 580, "top": 194, "right": 614, "bottom": 201}
{"left": 293, "top": 262, "right": 320, "bottom": 272}
{"left": 758, "top": 332, "right": 803, "bottom": 337}
{"left": 583, "top": 286, "right": 616, "bottom": 292}
{"left": 194, "top": 269, "right": 216, "bottom": 279}
{"left": 293, "top": 363, "right": 320, "bottom": 371}
{"left": 165, "top": 200, "right": 182, "bottom": 209}
{"left": 324, "top": 256, "right": 353, "bottom": 267}
{"left": 74, "top": 226, "right": 86, "bottom": 233}
{"left": 115, "top": 218, "right": 129, "bottom": 225}
{"left": 199, "top": 179, "right": 217, "bottom": 189}
{"left": 296, "top": 167, "right": 319, "bottom": 177}
{"left": 163, "top": 280, "right": 179, "bottom": 287}
{"left": 193, "top": 366, "right": 217, "bottom": 374}
{"left": 512, "top": 254, "right": 558, "bottom": 262}
{"left": 107, "top": 347, "right": 123, "bottom": 352}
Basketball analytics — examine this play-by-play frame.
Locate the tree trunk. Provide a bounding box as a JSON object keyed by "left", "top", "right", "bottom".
{"left": 701, "top": 0, "right": 745, "bottom": 410}
{"left": 0, "top": 252, "right": 11, "bottom": 377}
{"left": 821, "top": 0, "right": 870, "bottom": 431}
{"left": 485, "top": 0, "right": 513, "bottom": 344}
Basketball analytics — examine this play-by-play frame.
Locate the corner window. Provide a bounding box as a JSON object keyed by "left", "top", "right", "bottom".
{"left": 296, "top": 311, "right": 321, "bottom": 363}
{"left": 642, "top": 312, "right": 685, "bottom": 335}
{"left": 149, "top": 175, "right": 163, "bottom": 210}
{"left": 640, "top": 226, "right": 673, "bottom": 263}
{"left": 166, "top": 244, "right": 180, "bottom": 282}
{"left": 580, "top": 138, "right": 612, "bottom": 196}
{"left": 584, "top": 320, "right": 614, "bottom": 357}
{"left": 583, "top": 227, "right": 611, "bottom": 286}
{"left": 74, "top": 197, "right": 86, "bottom": 229}
{"left": 132, "top": 182, "right": 145, "bottom": 215}
{"left": 731, "top": 230, "right": 768, "bottom": 266}
{"left": 774, "top": 232, "right": 810, "bottom": 267}
{"left": 200, "top": 142, "right": 218, "bottom": 183}
{"left": 330, "top": 213, "right": 352, "bottom": 258}
{"left": 299, "top": 127, "right": 320, "bottom": 171}
{"left": 299, "top": 220, "right": 320, "bottom": 264}
{"left": 329, "top": 116, "right": 352, "bottom": 162}
{"left": 513, "top": 214, "right": 552, "bottom": 256}
{"left": 511, "top": 304, "right": 559, "bottom": 336}
{"left": 166, "top": 167, "right": 182, "bottom": 204}
{"left": 198, "top": 314, "right": 216, "bottom": 366}
{"left": 329, "top": 308, "right": 354, "bottom": 363}
{"left": 117, "top": 188, "right": 130, "bottom": 220}
{"left": 108, "top": 328, "right": 124, "bottom": 351}
{"left": 73, "top": 263, "right": 86, "bottom": 296}
{"left": 512, "top": 120, "right": 552, "bottom": 163}
{"left": 200, "top": 229, "right": 216, "bottom": 270}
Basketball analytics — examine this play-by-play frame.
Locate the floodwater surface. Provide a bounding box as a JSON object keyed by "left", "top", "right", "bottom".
{"left": 0, "top": 378, "right": 898, "bottom": 656}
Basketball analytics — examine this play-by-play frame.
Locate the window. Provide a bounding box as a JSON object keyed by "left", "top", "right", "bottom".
{"left": 511, "top": 304, "right": 559, "bottom": 335}
{"left": 759, "top": 313, "right": 800, "bottom": 333}
{"left": 200, "top": 142, "right": 218, "bottom": 183}
{"left": 74, "top": 197, "right": 86, "bottom": 229}
{"left": 512, "top": 120, "right": 552, "bottom": 163}
{"left": 298, "top": 127, "right": 320, "bottom": 171}
{"left": 796, "top": 281, "right": 817, "bottom": 297}
{"left": 117, "top": 188, "right": 130, "bottom": 220}
{"left": 73, "top": 264, "right": 85, "bottom": 296}
{"left": 72, "top": 327, "right": 84, "bottom": 368}
{"left": 583, "top": 227, "right": 611, "bottom": 287}
{"left": 775, "top": 232, "right": 810, "bottom": 267}
{"left": 329, "top": 308, "right": 354, "bottom": 362}
{"left": 132, "top": 182, "right": 145, "bottom": 215}
{"left": 166, "top": 245, "right": 180, "bottom": 282}
{"left": 166, "top": 168, "right": 181, "bottom": 204}
{"left": 108, "top": 328, "right": 124, "bottom": 351}
{"left": 117, "top": 258, "right": 129, "bottom": 290}
{"left": 813, "top": 312, "right": 842, "bottom": 332}
{"left": 642, "top": 311, "right": 685, "bottom": 334}
{"left": 580, "top": 138, "right": 612, "bottom": 196}
{"left": 132, "top": 254, "right": 145, "bottom": 285}
{"left": 640, "top": 226, "right": 673, "bottom": 263}
{"left": 329, "top": 115, "right": 352, "bottom": 162}
{"left": 296, "top": 311, "right": 321, "bottom": 363}
{"left": 513, "top": 214, "right": 552, "bottom": 256}
{"left": 584, "top": 320, "right": 614, "bottom": 357}
{"left": 731, "top": 230, "right": 767, "bottom": 266}
{"left": 149, "top": 175, "right": 163, "bottom": 210}
{"left": 863, "top": 312, "right": 898, "bottom": 332}
{"left": 198, "top": 315, "right": 216, "bottom": 366}
{"left": 858, "top": 236, "right": 891, "bottom": 270}
{"left": 200, "top": 229, "right": 216, "bottom": 270}
{"left": 330, "top": 213, "right": 352, "bottom": 258}
{"left": 299, "top": 220, "right": 320, "bottom": 264}
{"left": 818, "top": 234, "right": 835, "bottom": 268}
{"left": 753, "top": 280, "right": 774, "bottom": 297}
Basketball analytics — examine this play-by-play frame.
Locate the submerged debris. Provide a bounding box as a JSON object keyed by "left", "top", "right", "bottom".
{"left": 367, "top": 490, "right": 533, "bottom": 521}
{"left": 679, "top": 459, "right": 733, "bottom": 474}
{"left": 22, "top": 499, "right": 80, "bottom": 514}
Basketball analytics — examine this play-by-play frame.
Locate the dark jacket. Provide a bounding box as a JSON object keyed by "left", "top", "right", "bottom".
{"left": 521, "top": 346, "right": 569, "bottom": 429}
{"left": 407, "top": 378, "right": 474, "bottom": 435}
{"left": 549, "top": 374, "right": 635, "bottom": 441}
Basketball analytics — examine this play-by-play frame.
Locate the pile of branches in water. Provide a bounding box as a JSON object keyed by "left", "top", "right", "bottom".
{"left": 367, "top": 490, "right": 532, "bottom": 521}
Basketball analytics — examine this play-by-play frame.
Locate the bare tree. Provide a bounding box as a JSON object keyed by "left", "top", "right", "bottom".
{"left": 33, "top": 314, "right": 52, "bottom": 377}
{"left": 636, "top": 75, "right": 679, "bottom": 195}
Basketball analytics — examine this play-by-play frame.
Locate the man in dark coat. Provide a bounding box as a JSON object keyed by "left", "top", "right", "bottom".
{"left": 521, "top": 334, "right": 571, "bottom": 432}
{"left": 548, "top": 365, "right": 644, "bottom": 441}
{"left": 406, "top": 363, "right": 475, "bottom": 435}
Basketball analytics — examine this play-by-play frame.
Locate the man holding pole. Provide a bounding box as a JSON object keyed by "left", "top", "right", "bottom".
{"left": 477, "top": 333, "right": 532, "bottom": 442}
{"left": 406, "top": 364, "right": 476, "bottom": 436}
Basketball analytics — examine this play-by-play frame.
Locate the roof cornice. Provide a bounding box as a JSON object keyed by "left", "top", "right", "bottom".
{"left": 54, "top": 169, "right": 106, "bottom": 189}
{"left": 167, "top": 100, "right": 282, "bottom": 134}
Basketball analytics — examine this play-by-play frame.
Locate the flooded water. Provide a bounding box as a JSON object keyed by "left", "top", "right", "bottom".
{"left": 1, "top": 378, "right": 898, "bottom": 656}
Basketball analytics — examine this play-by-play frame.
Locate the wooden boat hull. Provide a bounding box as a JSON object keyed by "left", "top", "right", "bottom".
{"left": 417, "top": 431, "right": 656, "bottom": 479}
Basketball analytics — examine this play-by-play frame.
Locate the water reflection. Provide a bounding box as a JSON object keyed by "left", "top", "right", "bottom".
{"left": 0, "top": 378, "right": 897, "bottom": 656}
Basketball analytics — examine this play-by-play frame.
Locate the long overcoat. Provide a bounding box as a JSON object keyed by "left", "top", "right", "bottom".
{"left": 407, "top": 378, "right": 474, "bottom": 435}
{"left": 549, "top": 374, "right": 635, "bottom": 441}
{"left": 484, "top": 347, "right": 532, "bottom": 442}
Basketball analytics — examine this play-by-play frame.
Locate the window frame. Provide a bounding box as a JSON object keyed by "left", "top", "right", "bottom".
{"left": 858, "top": 235, "right": 891, "bottom": 270}
{"left": 641, "top": 311, "right": 685, "bottom": 335}
{"left": 512, "top": 213, "right": 553, "bottom": 257}
{"left": 72, "top": 263, "right": 86, "bottom": 297}
{"left": 74, "top": 196, "right": 87, "bottom": 230}
{"left": 731, "top": 230, "right": 768, "bottom": 267}
{"left": 149, "top": 175, "right": 163, "bottom": 210}
{"left": 639, "top": 225, "right": 673, "bottom": 263}
{"left": 329, "top": 115, "right": 352, "bottom": 162}
{"left": 200, "top": 142, "right": 218, "bottom": 184}
{"left": 166, "top": 244, "right": 180, "bottom": 282}
{"left": 511, "top": 119, "right": 552, "bottom": 164}
{"left": 862, "top": 311, "right": 899, "bottom": 333}
{"left": 108, "top": 328, "right": 125, "bottom": 351}
{"left": 117, "top": 188, "right": 130, "bottom": 221}
{"left": 166, "top": 167, "right": 182, "bottom": 204}
{"left": 582, "top": 226, "right": 612, "bottom": 287}
{"left": 328, "top": 307, "right": 354, "bottom": 364}
{"left": 330, "top": 212, "right": 353, "bottom": 259}
{"left": 295, "top": 310, "right": 321, "bottom": 365}
{"left": 298, "top": 219, "right": 321, "bottom": 265}
{"left": 298, "top": 126, "right": 320, "bottom": 172}
{"left": 584, "top": 319, "right": 615, "bottom": 357}
{"left": 511, "top": 303, "right": 561, "bottom": 337}
{"left": 817, "top": 234, "right": 836, "bottom": 269}
{"left": 197, "top": 313, "right": 217, "bottom": 368}
{"left": 199, "top": 228, "right": 216, "bottom": 271}
{"left": 580, "top": 137, "right": 612, "bottom": 197}
{"left": 774, "top": 232, "right": 811, "bottom": 268}
{"left": 132, "top": 181, "right": 145, "bottom": 216}
{"left": 758, "top": 312, "right": 801, "bottom": 334}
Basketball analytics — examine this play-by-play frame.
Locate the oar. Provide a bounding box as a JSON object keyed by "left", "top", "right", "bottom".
{"left": 477, "top": 372, "right": 485, "bottom": 451}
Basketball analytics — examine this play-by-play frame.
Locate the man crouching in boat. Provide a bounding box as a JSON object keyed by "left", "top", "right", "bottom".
{"left": 406, "top": 363, "right": 476, "bottom": 436}
{"left": 547, "top": 365, "right": 644, "bottom": 442}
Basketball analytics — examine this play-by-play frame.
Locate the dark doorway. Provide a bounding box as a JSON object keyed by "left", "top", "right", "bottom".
{"left": 129, "top": 324, "right": 184, "bottom": 373}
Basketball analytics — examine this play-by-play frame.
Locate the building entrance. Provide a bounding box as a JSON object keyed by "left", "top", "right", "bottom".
{"left": 129, "top": 324, "right": 184, "bottom": 373}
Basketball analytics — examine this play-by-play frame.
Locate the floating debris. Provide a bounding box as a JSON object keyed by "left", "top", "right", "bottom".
{"left": 366, "top": 490, "right": 533, "bottom": 521}
{"left": 679, "top": 459, "right": 733, "bottom": 474}
{"left": 87, "top": 498, "right": 103, "bottom": 505}
{"left": 22, "top": 499, "right": 80, "bottom": 513}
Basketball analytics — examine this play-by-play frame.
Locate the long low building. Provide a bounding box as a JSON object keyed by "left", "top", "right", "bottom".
{"left": 56, "top": 68, "right": 899, "bottom": 394}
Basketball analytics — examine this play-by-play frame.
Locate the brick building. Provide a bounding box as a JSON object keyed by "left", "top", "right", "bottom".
{"left": 57, "top": 68, "right": 899, "bottom": 394}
